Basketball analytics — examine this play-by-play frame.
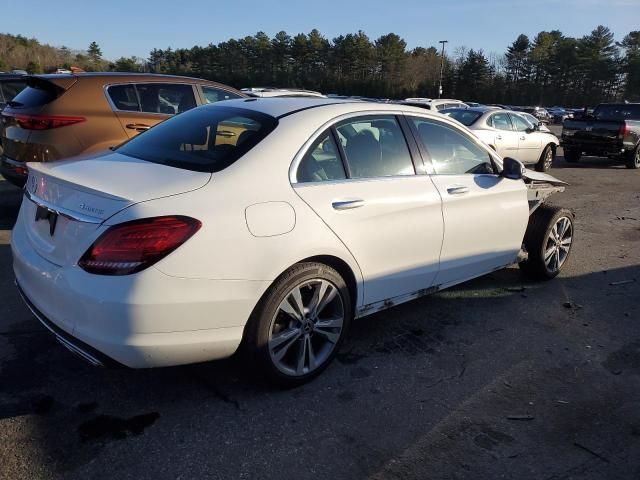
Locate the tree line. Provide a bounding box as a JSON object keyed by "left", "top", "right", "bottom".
{"left": 1, "top": 26, "right": 638, "bottom": 106}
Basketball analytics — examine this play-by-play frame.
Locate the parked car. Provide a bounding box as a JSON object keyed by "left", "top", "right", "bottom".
{"left": 561, "top": 103, "right": 640, "bottom": 168}
{"left": 523, "top": 107, "right": 551, "bottom": 124}
{"left": 0, "top": 73, "right": 244, "bottom": 187}
{"left": 0, "top": 74, "right": 29, "bottom": 157}
{"left": 441, "top": 107, "right": 560, "bottom": 171}
{"left": 13, "top": 98, "right": 574, "bottom": 385}
{"left": 242, "top": 87, "right": 325, "bottom": 98}
{"left": 0, "top": 74, "right": 28, "bottom": 110}
{"left": 519, "top": 112, "right": 552, "bottom": 133}
{"left": 547, "top": 107, "right": 573, "bottom": 124}
{"left": 400, "top": 98, "right": 469, "bottom": 111}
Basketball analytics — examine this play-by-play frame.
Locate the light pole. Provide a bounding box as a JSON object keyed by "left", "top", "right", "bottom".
{"left": 438, "top": 40, "right": 448, "bottom": 99}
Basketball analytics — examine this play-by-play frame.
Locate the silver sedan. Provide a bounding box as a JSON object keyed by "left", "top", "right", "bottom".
{"left": 441, "top": 107, "right": 560, "bottom": 171}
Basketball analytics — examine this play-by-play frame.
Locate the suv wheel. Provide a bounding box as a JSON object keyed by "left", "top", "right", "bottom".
{"left": 520, "top": 206, "right": 575, "bottom": 280}
{"left": 625, "top": 145, "right": 640, "bottom": 169}
{"left": 243, "top": 262, "right": 352, "bottom": 387}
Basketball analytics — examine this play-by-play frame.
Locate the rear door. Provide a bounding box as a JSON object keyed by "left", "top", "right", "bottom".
{"left": 487, "top": 111, "right": 520, "bottom": 158}
{"left": 107, "top": 83, "right": 198, "bottom": 138}
{"left": 292, "top": 114, "right": 444, "bottom": 306}
{"left": 407, "top": 115, "right": 528, "bottom": 287}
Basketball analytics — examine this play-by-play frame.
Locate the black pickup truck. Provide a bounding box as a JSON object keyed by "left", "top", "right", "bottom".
{"left": 561, "top": 103, "right": 640, "bottom": 169}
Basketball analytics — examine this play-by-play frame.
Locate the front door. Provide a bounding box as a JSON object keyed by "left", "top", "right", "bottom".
{"left": 407, "top": 115, "right": 529, "bottom": 287}
{"left": 292, "top": 115, "right": 444, "bottom": 305}
{"left": 510, "top": 113, "right": 543, "bottom": 164}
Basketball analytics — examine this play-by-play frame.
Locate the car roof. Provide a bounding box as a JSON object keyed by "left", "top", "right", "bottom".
{"left": 33, "top": 72, "right": 237, "bottom": 87}
{"left": 214, "top": 97, "right": 442, "bottom": 119}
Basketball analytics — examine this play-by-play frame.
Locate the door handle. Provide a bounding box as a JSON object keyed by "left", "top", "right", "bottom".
{"left": 332, "top": 199, "right": 365, "bottom": 210}
{"left": 496, "top": 135, "right": 502, "bottom": 140}
{"left": 217, "top": 130, "right": 237, "bottom": 138}
{"left": 520, "top": 136, "right": 526, "bottom": 140}
{"left": 446, "top": 186, "right": 469, "bottom": 195}
{"left": 126, "top": 123, "right": 151, "bottom": 132}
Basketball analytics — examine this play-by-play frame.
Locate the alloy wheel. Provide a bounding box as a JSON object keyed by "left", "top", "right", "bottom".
{"left": 268, "top": 279, "right": 344, "bottom": 377}
{"left": 544, "top": 216, "right": 572, "bottom": 273}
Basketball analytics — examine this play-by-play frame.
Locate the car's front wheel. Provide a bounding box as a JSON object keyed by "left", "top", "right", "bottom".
{"left": 520, "top": 206, "right": 575, "bottom": 280}
{"left": 243, "top": 262, "right": 352, "bottom": 387}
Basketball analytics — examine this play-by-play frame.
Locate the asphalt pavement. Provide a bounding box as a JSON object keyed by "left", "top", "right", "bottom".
{"left": 1, "top": 128, "right": 639, "bottom": 479}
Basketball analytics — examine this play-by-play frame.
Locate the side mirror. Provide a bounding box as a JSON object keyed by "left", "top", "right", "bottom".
{"left": 501, "top": 157, "right": 525, "bottom": 180}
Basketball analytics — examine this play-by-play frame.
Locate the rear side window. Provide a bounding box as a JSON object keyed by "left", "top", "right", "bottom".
{"left": 336, "top": 116, "right": 414, "bottom": 179}
{"left": 297, "top": 131, "right": 346, "bottom": 182}
{"left": 116, "top": 106, "right": 278, "bottom": 173}
{"left": 107, "top": 83, "right": 197, "bottom": 114}
{"left": 137, "top": 83, "right": 196, "bottom": 114}
{"left": 202, "top": 86, "right": 242, "bottom": 104}
{"left": 107, "top": 84, "right": 139, "bottom": 111}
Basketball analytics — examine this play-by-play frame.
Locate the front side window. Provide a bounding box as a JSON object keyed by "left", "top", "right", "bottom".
{"left": 489, "top": 112, "right": 513, "bottom": 131}
{"left": 510, "top": 113, "right": 533, "bottom": 132}
{"left": 410, "top": 117, "right": 494, "bottom": 175}
{"left": 297, "top": 132, "right": 346, "bottom": 182}
{"left": 202, "top": 86, "right": 242, "bottom": 104}
{"left": 336, "top": 116, "right": 414, "bottom": 179}
{"left": 116, "top": 106, "right": 277, "bottom": 172}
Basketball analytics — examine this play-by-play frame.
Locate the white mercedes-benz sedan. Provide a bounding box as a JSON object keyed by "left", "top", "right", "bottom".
{"left": 12, "top": 98, "right": 575, "bottom": 385}
{"left": 441, "top": 107, "right": 560, "bottom": 172}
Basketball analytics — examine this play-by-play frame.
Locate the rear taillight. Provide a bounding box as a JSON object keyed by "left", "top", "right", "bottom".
{"left": 79, "top": 216, "right": 201, "bottom": 275}
{"left": 619, "top": 124, "right": 629, "bottom": 139}
{"left": 5, "top": 113, "right": 86, "bottom": 130}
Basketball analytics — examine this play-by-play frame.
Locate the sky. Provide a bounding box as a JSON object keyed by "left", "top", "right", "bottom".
{"left": 3, "top": 0, "right": 639, "bottom": 60}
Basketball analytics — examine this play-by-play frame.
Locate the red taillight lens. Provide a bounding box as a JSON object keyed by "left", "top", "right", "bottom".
{"left": 79, "top": 216, "right": 201, "bottom": 275}
{"left": 619, "top": 124, "right": 629, "bottom": 138}
{"left": 7, "top": 113, "right": 86, "bottom": 130}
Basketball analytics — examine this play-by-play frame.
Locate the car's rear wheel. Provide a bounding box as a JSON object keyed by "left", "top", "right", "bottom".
{"left": 535, "top": 144, "right": 555, "bottom": 172}
{"left": 564, "top": 149, "right": 581, "bottom": 163}
{"left": 519, "top": 206, "right": 574, "bottom": 280}
{"left": 625, "top": 145, "right": 640, "bottom": 169}
{"left": 243, "top": 262, "right": 352, "bottom": 387}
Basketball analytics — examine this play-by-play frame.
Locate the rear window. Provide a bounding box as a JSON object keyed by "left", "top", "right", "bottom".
{"left": 116, "top": 105, "right": 278, "bottom": 173}
{"left": 7, "top": 84, "right": 58, "bottom": 108}
{"left": 442, "top": 109, "right": 482, "bottom": 126}
{"left": 593, "top": 104, "right": 640, "bottom": 121}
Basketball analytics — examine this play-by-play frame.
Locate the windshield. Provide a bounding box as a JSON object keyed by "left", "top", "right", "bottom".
{"left": 593, "top": 104, "right": 640, "bottom": 121}
{"left": 116, "top": 105, "right": 278, "bottom": 172}
{"left": 441, "top": 109, "right": 483, "bottom": 126}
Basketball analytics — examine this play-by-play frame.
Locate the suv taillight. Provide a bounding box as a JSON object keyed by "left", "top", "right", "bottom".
{"left": 6, "top": 113, "right": 86, "bottom": 130}
{"left": 79, "top": 216, "right": 201, "bottom": 275}
{"left": 619, "top": 124, "right": 629, "bottom": 139}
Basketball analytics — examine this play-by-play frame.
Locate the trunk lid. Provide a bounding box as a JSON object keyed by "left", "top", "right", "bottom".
{"left": 22, "top": 151, "right": 211, "bottom": 266}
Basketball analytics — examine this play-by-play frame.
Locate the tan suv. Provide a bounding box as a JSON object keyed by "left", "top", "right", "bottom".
{"left": 1, "top": 73, "right": 245, "bottom": 186}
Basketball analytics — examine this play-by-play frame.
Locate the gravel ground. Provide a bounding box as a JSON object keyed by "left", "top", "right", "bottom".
{"left": 1, "top": 129, "right": 639, "bottom": 479}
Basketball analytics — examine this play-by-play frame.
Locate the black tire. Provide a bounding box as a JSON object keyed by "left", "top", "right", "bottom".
{"left": 519, "top": 206, "right": 575, "bottom": 280}
{"left": 564, "top": 149, "right": 581, "bottom": 163}
{"left": 625, "top": 145, "right": 640, "bottom": 169}
{"left": 242, "top": 262, "right": 352, "bottom": 387}
{"left": 535, "top": 144, "right": 555, "bottom": 172}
